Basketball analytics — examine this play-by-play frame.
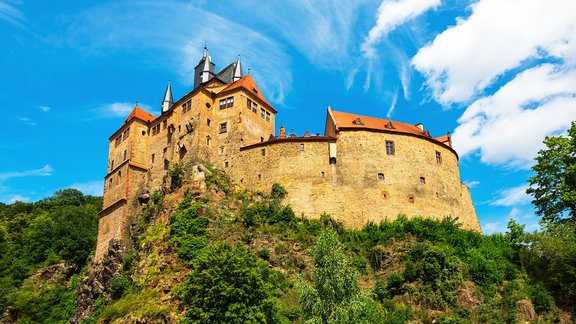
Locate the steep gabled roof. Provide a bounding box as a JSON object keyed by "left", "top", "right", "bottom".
{"left": 221, "top": 75, "right": 273, "bottom": 110}
{"left": 125, "top": 107, "right": 156, "bottom": 124}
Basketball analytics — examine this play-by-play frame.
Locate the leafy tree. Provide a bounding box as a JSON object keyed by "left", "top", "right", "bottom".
{"left": 298, "top": 230, "right": 384, "bottom": 323}
{"left": 527, "top": 122, "right": 576, "bottom": 222}
{"left": 177, "top": 243, "right": 283, "bottom": 323}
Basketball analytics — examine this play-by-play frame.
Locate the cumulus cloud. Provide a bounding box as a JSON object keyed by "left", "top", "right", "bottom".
{"left": 491, "top": 184, "right": 531, "bottom": 207}
{"left": 413, "top": 0, "right": 576, "bottom": 105}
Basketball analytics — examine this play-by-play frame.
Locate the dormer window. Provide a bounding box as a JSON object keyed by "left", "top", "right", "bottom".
{"left": 386, "top": 121, "right": 394, "bottom": 129}
{"left": 354, "top": 118, "right": 363, "bottom": 125}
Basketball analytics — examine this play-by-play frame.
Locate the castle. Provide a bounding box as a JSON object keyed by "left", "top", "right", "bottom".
{"left": 96, "top": 48, "right": 480, "bottom": 259}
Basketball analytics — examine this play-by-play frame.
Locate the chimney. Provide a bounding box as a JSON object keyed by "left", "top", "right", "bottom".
{"left": 279, "top": 126, "right": 286, "bottom": 138}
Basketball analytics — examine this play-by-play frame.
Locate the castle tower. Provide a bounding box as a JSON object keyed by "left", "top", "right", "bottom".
{"left": 194, "top": 46, "right": 215, "bottom": 89}
{"left": 161, "top": 81, "right": 173, "bottom": 114}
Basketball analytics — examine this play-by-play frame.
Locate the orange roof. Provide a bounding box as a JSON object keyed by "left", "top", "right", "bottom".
{"left": 221, "top": 75, "right": 273, "bottom": 109}
{"left": 330, "top": 109, "right": 428, "bottom": 136}
{"left": 125, "top": 107, "right": 156, "bottom": 124}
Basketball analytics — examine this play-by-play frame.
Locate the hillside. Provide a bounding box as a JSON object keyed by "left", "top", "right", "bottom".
{"left": 1, "top": 165, "right": 575, "bottom": 323}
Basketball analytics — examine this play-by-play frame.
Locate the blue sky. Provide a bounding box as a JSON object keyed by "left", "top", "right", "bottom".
{"left": 2, "top": 0, "right": 576, "bottom": 234}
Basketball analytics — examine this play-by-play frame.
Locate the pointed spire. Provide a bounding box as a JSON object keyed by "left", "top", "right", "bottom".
{"left": 161, "top": 81, "right": 174, "bottom": 113}
{"left": 233, "top": 55, "right": 243, "bottom": 82}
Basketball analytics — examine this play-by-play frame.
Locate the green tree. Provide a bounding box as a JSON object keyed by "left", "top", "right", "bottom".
{"left": 298, "top": 230, "right": 384, "bottom": 323}
{"left": 527, "top": 122, "right": 576, "bottom": 222}
{"left": 178, "top": 243, "right": 283, "bottom": 323}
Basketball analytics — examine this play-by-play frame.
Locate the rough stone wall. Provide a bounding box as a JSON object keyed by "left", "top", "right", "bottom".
{"left": 235, "top": 130, "right": 480, "bottom": 231}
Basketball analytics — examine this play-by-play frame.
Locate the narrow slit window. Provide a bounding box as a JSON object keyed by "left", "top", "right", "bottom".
{"left": 436, "top": 151, "right": 442, "bottom": 164}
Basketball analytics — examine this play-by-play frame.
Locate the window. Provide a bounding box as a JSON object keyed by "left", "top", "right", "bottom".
{"left": 115, "top": 136, "right": 121, "bottom": 147}
{"left": 265, "top": 111, "right": 271, "bottom": 122}
{"left": 219, "top": 122, "right": 227, "bottom": 133}
{"left": 300, "top": 143, "right": 304, "bottom": 151}
{"left": 436, "top": 151, "right": 442, "bottom": 164}
{"left": 123, "top": 127, "right": 130, "bottom": 140}
{"left": 118, "top": 171, "right": 122, "bottom": 184}
{"left": 123, "top": 150, "right": 127, "bottom": 161}
{"left": 247, "top": 98, "right": 253, "bottom": 110}
{"left": 163, "top": 120, "right": 167, "bottom": 130}
{"left": 110, "top": 160, "right": 114, "bottom": 170}
{"left": 152, "top": 124, "right": 160, "bottom": 136}
{"left": 386, "top": 141, "right": 395, "bottom": 155}
{"left": 207, "top": 119, "right": 211, "bottom": 126}
{"left": 258, "top": 174, "right": 261, "bottom": 181}
{"left": 321, "top": 171, "right": 325, "bottom": 178}
{"left": 420, "top": 177, "right": 426, "bottom": 184}
{"left": 226, "top": 96, "right": 234, "bottom": 108}
{"left": 151, "top": 154, "right": 155, "bottom": 163}
{"left": 206, "top": 136, "right": 211, "bottom": 146}
{"left": 182, "top": 99, "right": 191, "bottom": 113}
{"left": 260, "top": 108, "right": 265, "bottom": 119}
{"left": 409, "top": 196, "right": 415, "bottom": 203}
{"left": 224, "top": 161, "right": 229, "bottom": 168}
{"left": 220, "top": 146, "right": 225, "bottom": 154}
{"left": 261, "top": 148, "right": 266, "bottom": 156}
{"left": 377, "top": 173, "right": 384, "bottom": 181}
{"left": 219, "top": 99, "right": 226, "bottom": 109}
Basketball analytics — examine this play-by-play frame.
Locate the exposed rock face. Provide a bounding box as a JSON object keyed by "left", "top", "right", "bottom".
{"left": 71, "top": 238, "right": 128, "bottom": 324}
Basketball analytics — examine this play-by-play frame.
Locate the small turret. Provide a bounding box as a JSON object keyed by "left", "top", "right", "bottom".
{"left": 194, "top": 46, "right": 215, "bottom": 89}
{"left": 161, "top": 81, "right": 173, "bottom": 113}
{"left": 233, "top": 55, "right": 243, "bottom": 82}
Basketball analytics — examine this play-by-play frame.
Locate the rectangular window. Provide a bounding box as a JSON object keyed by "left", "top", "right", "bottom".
{"left": 152, "top": 124, "right": 160, "bottom": 136}
{"left": 226, "top": 96, "right": 234, "bottom": 108}
{"left": 420, "top": 177, "right": 426, "bottom": 184}
{"left": 300, "top": 143, "right": 304, "bottom": 151}
{"left": 219, "top": 99, "right": 227, "bottom": 109}
{"left": 151, "top": 154, "right": 155, "bottom": 163}
{"left": 219, "top": 122, "right": 227, "bottom": 133}
{"left": 247, "top": 98, "right": 252, "bottom": 110}
{"left": 436, "top": 151, "right": 442, "bottom": 164}
{"left": 115, "top": 136, "right": 121, "bottom": 147}
{"left": 251, "top": 100, "right": 258, "bottom": 113}
{"left": 386, "top": 141, "right": 395, "bottom": 155}
{"left": 206, "top": 136, "right": 211, "bottom": 146}
{"left": 261, "top": 148, "right": 266, "bottom": 156}
{"left": 162, "top": 120, "right": 167, "bottom": 130}
{"left": 123, "top": 127, "right": 130, "bottom": 140}
{"left": 110, "top": 160, "right": 114, "bottom": 170}
{"left": 265, "top": 111, "right": 271, "bottom": 122}
{"left": 207, "top": 119, "right": 211, "bottom": 126}
{"left": 260, "top": 108, "right": 265, "bottom": 119}
{"left": 182, "top": 99, "right": 191, "bottom": 113}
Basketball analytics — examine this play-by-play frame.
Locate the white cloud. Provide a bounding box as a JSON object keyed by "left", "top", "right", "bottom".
{"left": 68, "top": 180, "right": 103, "bottom": 197}
{"left": 482, "top": 222, "right": 501, "bottom": 234}
{"left": 452, "top": 64, "right": 576, "bottom": 167}
{"left": 0, "top": 0, "right": 24, "bottom": 28}
{"left": 94, "top": 102, "right": 151, "bottom": 118}
{"left": 39, "top": 106, "right": 50, "bottom": 112}
{"left": 17, "top": 116, "right": 37, "bottom": 126}
{"left": 361, "top": 0, "right": 440, "bottom": 60}
{"left": 0, "top": 165, "right": 54, "bottom": 182}
{"left": 491, "top": 184, "right": 531, "bottom": 207}
{"left": 464, "top": 180, "right": 480, "bottom": 188}
{"left": 413, "top": 0, "right": 576, "bottom": 106}
{"left": 6, "top": 194, "right": 30, "bottom": 204}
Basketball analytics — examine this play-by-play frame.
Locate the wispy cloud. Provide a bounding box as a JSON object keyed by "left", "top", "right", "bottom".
{"left": 6, "top": 194, "right": 30, "bottom": 204}
{"left": 39, "top": 106, "right": 50, "bottom": 112}
{"left": 17, "top": 116, "right": 37, "bottom": 126}
{"left": 464, "top": 180, "right": 480, "bottom": 188}
{"left": 0, "top": 165, "right": 54, "bottom": 182}
{"left": 68, "top": 180, "right": 103, "bottom": 197}
{"left": 0, "top": 0, "right": 24, "bottom": 28}
{"left": 93, "top": 102, "right": 151, "bottom": 118}
{"left": 361, "top": 0, "right": 440, "bottom": 60}
{"left": 491, "top": 184, "right": 531, "bottom": 207}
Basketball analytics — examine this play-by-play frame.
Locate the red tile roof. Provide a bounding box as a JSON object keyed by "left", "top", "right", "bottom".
{"left": 222, "top": 75, "right": 273, "bottom": 109}
{"left": 329, "top": 109, "right": 452, "bottom": 149}
{"left": 125, "top": 107, "right": 156, "bottom": 124}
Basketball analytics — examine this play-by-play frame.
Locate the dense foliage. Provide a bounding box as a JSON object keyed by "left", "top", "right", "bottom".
{"left": 527, "top": 121, "right": 576, "bottom": 222}
{"left": 0, "top": 189, "right": 101, "bottom": 322}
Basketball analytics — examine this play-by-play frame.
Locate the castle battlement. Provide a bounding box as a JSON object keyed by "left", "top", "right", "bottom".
{"left": 95, "top": 49, "right": 480, "bottom": 260}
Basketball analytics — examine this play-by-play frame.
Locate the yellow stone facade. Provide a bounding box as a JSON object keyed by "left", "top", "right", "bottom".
{"left": 95, "top": 53, "right": 480, "bottom": 260}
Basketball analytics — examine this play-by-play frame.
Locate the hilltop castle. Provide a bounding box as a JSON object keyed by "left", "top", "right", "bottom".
{"left": 96, "top": 48, "right": 480, "bottom": 259}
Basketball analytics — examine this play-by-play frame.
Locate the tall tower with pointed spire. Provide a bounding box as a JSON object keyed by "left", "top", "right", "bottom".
{"left": 161, "top": 81, "right": 173, "bottom": 113}
{"left": 194, "top": 46, "right": 215, "bottom": 89}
